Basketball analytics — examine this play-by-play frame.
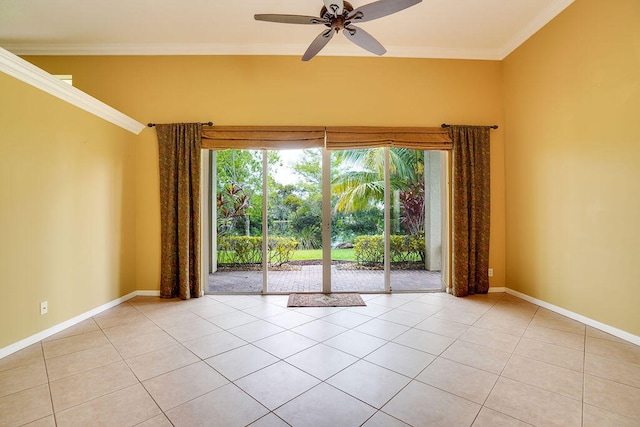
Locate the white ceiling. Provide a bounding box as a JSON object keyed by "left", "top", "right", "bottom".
{"left": 0, "top": 0, "right": 573, "bottom": 60}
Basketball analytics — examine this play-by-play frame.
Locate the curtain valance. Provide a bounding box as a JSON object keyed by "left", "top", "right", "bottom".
{"left": 200, "top": 126, "right": 452, "bottom": 151}
{"left": 325, "top": 126, "right": 452, "bottom": 150}
{"left": 200, "top": 126, "right": 325, "bottom": 150}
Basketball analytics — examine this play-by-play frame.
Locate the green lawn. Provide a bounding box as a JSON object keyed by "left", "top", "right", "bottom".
{"left": 290, "top": 248, "right": 355, "bottom": 261}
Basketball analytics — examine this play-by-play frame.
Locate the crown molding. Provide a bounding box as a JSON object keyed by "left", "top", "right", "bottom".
{"left": 498, "top": 0, "right": 575, "bottom": 59}
{"left": 0, "top": 46, "right": 145, "bottom": 134}
{"left": 0, "top": 0, "right": 573, "bottom": 62}
{"left": 3, "top": 42, "right": 504, "bottom": 61}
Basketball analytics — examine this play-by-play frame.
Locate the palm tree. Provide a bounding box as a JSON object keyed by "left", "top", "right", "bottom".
{"left": 331, "top": 147, "right": 425, "bottom": 215}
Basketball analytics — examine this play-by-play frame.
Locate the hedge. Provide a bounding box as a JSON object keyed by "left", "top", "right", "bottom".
{"left": 217, "top": 236, "right": 299, "bottom": 265}
{"left": 218, "top": 234, "right": 424, "bottom": 266}
{"left": 353, "top": 234, "right": 425, "bottom": 264}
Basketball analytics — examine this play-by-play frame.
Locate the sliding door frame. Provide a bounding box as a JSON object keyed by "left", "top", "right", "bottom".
{"left": 322, "top": 149, "right": 332, "bottom": 293}
{"left": 201, "top": 147, "right": 450, "bottom": 294}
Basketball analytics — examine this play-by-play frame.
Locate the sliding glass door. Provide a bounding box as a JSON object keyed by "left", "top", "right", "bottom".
{"left": 389, "top": 149, "right": 443, "bottom": 291}
{"left": 206, "top": 147, "right": 446, "bottom": 294}
{"left": 209, "top": 149, "right": 264, "bottom": 293}
{"left": 267, "top": 148, "right": 323, "bottom": 293}
{"left": 330, "top": 148, "right": 386, "bottom": 292}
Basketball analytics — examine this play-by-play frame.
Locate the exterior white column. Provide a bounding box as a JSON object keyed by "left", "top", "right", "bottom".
{"left": 424, "top": 151, "right": 442, "bottom": 271}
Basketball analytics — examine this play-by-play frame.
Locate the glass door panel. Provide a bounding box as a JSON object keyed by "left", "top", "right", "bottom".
{"left": 209, "top": 149, "right": 264, "bottom": 293}
{"left": 389, "top": 148, "right": 443, "bottom": 291}
{"left": 330, "top": 149, "right": 385, "bottom": 292}
{"left": 267, "top": 149, "right": 323, "bottom": 293}
{"left": 207, "top": 146, "right": 446, "bottom": 294}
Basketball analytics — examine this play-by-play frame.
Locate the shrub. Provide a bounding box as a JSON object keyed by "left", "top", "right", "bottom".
{"left": 407, "top": 234, "right": 426, "bottom": 262}
{"left": 390, "top": 234, "right": 426, "bottom": 263}
{"left": 353, "top": 234, "right": 425, "bottom": 265}
{"left": 268, "top": 237, "right": 299, "bottom": 265}
{"left": 296, "top": 226, "right": 322, "bottom": 250}
{"left": 217, "top": 236, "right": 262, "bottom": 264}
{"left": 353, "top": 235, "right": 385, "bottom": 264}
{"left": 217, "top": 236, "right": 299, "bottom": 266}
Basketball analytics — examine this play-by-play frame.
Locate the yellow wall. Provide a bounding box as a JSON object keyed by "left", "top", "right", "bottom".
{"left": 4, "top": 0, "right": 638, "bottom": 349}
{"left": 26, "top": 55, "right": 506, "bottom": 292}
{"left": 0, "top": 72, "right": 138, "bottom": 348}
{"left": 503, "top": 0, "right": 640, "bottom": 335}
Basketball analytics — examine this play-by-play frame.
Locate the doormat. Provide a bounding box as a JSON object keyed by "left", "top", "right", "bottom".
{"left": 287, "top": 293, "right": 366, "bottom": 307}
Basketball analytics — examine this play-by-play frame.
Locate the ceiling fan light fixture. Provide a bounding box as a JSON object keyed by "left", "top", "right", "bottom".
{"left": 254, "top": 0, "right": 422, "bottom": 61}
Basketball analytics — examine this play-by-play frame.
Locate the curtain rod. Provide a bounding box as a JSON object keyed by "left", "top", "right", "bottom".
{"left": 441, "top": 123, "right": 498, "bottom": 129}
{"left": 147, "top": 121, "right": 213, "bottom": 128}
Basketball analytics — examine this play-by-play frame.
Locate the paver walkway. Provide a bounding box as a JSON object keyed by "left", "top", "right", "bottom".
{"left": 209, "top": 264, "right": 442, "bottom": 293}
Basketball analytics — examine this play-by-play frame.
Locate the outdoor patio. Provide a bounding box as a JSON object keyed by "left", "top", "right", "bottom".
{"left": 208, "top": 264, "right": 442, "bottom": 293}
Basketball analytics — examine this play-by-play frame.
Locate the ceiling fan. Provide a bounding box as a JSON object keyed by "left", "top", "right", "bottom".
{"left": 254, "top": 0, "right": 422, "bottom": 61}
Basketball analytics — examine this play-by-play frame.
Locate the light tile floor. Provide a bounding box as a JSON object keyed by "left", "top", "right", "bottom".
{"left": 2, "top": 292, "right": 640, "bottom": 426}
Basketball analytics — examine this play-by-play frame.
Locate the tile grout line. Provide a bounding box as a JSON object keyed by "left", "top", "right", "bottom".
{"left": 470, "top": 292, "right": 534, "bottom": 426}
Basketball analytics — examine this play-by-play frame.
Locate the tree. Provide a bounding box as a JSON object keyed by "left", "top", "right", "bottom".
{"left": 398, "top": 182, "right": 425, "bottom": 235}
{"left": 215, "top": 149, "right": 282, "bottom": 236}
{"left": 331, "top": 149, "right": 385, "bottom": 213}
{"left": 292, "top": 149, "right": 322, "bottom": 192}
{"left": 267, "top": 182, "right": 297, "bottom": 237}
{"left": 290, "top": 194, "right": 323, "bottom": 249}
{"left": 331, "top": 148, "right": 426, "bottom": 234}
{"left": 217, "top": 183, "right": 250, "bottom": 236}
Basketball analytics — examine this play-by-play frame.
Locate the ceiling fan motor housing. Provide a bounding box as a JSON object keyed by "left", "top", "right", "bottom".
{"left": 321, "top": 1, "right": 356, "bottom": 33}
{"left": 320, "top": 1, "right": 354, "bottom": 21}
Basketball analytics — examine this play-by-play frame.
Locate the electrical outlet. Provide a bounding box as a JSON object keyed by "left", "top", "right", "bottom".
{"left": 488, "top": 268, "right": 494, "bottom": 277}
{"left": 40, "top": 301, "right": 48, "bottom": 315}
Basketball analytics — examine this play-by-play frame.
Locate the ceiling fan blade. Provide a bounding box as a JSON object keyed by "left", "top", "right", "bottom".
{"left": 254, "top": 14, "right": 328, "bottom": 25}
{"left": 348, "top": 0, "right": 422, "bottom": 23}
{"left": 322, "top": 0, "right": 344, "bottom": 17}
{"left": 302, "top": 28, "right": 335, "bottom": 61}
{"left": 343, "top": 25, "right": 386, "bottom": 56}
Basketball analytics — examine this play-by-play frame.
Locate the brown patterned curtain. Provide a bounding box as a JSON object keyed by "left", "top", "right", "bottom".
{"left": 156, "top": 123, "right": 202, "bottom": 299}
{"left": 450, "top": 126, "right": 491, "bottom": 296}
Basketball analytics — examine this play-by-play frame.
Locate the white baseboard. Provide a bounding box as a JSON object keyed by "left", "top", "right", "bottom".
{"left": 0, "top": 290, "right": 149, "bottom": 360}
{"left": 4, "top": 287, "right": 639, "bottom": 359}
{"left": 506, "top": 288, "right": 640, "bottom": 347}
{"left": 136, "top": 290, "right": 161, "bottom": 297}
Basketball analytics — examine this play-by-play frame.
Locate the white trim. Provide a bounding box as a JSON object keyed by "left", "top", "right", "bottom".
{"left": 136, "top": 290, "right": 161, "bottom": 297}
{"left": 1, "top": 42, "right": 503, "bottom": 60}
{"left": 498, "top": 0, "right": 575, "bottom": 59}
{"left": 0, "top": 291, "right": 139, "bottom": 359}
{"left": 200, "top": 152, "right": 211, "bottom": 297}
{"left": 440, "top": 151, "right": 450, "bottom": 291}
{"left": 262, "top": 150, "right": 269, "bottom": 294}
{"left": 4, "top": 285, "right": 638, "bottom": 359}
{"left": 506, "top": 288, "right": 640, "bottom": 347}
{"left": 383, "top": 148, "right": 391, "bottom": 292}
{"left": 0, "top": 46, "right": 145, "bottom": 135}
{"left": 322, "top": 148, "right": 332, "bottom": 294}
{"left": 0, "top": 0, "right": 574, "bottom": 62}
